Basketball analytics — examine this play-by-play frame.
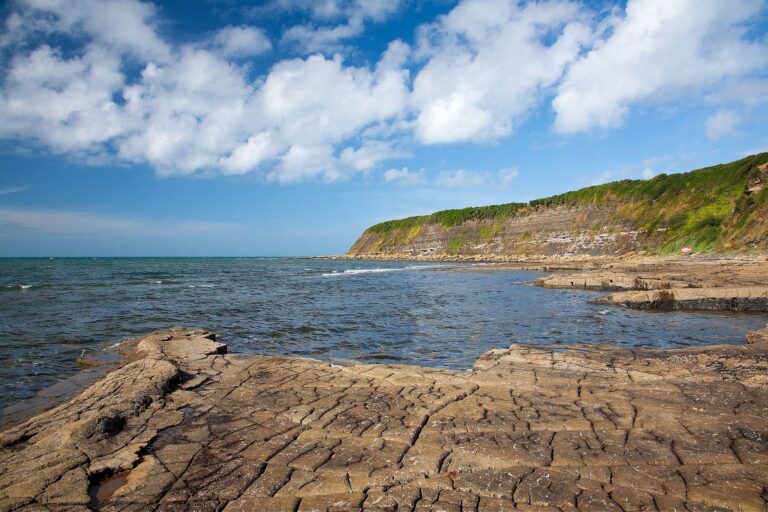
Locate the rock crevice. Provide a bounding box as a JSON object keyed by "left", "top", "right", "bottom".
{"left": 2, "top": 328, "right": 768, "bottom": 511}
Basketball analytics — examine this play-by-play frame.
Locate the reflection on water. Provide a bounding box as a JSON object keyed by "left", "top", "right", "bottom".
{"left": 1, "top": 257, "right": 765, "bottom": 412}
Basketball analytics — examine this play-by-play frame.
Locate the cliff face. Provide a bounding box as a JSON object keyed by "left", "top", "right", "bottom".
{"left": 349, "top": 153, "right": 768, "bottom": 258}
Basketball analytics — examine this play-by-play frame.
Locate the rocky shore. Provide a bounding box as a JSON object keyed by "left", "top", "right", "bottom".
{"left": 323, "top": 254, "right": 768, "bottom": 311}
{"left": 3, "top": 327, "right": 768, "bottom": 511}
{"left": 529, "top": 256, "right": 768, "bottom": 312}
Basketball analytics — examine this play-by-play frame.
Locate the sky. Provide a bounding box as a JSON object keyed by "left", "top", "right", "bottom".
{"left": 0, "top": 0, "right": 767, "bottom": 256}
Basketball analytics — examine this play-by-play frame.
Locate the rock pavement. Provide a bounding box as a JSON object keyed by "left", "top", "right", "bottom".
{"left": 2, "top": 328, "right": 768, "bottom": 511}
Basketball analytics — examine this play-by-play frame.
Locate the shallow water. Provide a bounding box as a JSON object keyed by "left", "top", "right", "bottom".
{"left": 0, "top": 257, "right": 765, "bottom": 413}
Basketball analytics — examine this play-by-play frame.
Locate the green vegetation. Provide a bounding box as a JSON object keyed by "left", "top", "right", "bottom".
{"left": 479, "top": 223, "right": 501, "bottom": 239}
{"left": 447, "top": 238, "right": 468, "bottom": 254}
{"left": 360, "top": 153, "right": 768, "bottom": 254}
{"left": 367, "top": 203, "right": 528, "bottom": 234}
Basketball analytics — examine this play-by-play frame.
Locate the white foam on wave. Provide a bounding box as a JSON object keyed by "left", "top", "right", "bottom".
{"left": 321, "top": 264, "right": 444, "bottom": 277}
{"left": 19, "top": 284, "right": 33, "bottom": 289}
{"left": 188, "top": 284, "right": 215, "bottom": 288}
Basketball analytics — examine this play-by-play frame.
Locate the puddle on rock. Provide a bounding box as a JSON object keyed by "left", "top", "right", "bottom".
{"left": 89, "top": 469, "right": 131, "bottom": 509}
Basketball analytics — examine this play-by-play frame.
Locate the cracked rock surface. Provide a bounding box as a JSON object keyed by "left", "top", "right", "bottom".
{"left": 2, "top": 327, "right": 768, "bottom": 511}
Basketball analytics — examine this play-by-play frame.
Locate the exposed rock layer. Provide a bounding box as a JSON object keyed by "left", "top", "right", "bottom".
{"left": 348, "top": 154, "right": 768, "bottom": 258}
{"left": 599, "top": 287, "right": 768, "bottom": 312}
{"left": 2, "top": 328, "right": 768, "bottom": 511}
{"left": 536, "top": 272, "right": 696, "bottom": 291}
{"left": 350, "top": 205, "right": 643, "bottom": 258}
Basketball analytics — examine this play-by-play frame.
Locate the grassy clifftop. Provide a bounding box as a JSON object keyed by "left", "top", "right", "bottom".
{"left": 355, "top": 153, "right": 768, "bottom": 255}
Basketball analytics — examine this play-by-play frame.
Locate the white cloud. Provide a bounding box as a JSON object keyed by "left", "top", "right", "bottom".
{"left": 0, "top": 186, "right": 31, "bottom": 196}
{"left": 642, "top": 167, "right": 656, "bottom": 179}
{"left": 2, "top": 0, "right": 767, "bottom": 185}
{"left": 269, "top": 144, "right": 338, "bottom": 183}
{"left": 211, "top": 26, "right": 272, "bottom": 58}
{"left": 553, "top": 0, "right": 768, "bottom": 133}
{"left": 0, "top": 2, "right": 410, "bottom": 182}
{"left": 280, "top": 0, "right": 402, "bottom": 54}
{"left": 3, "top": 0, "right": 171, "bottom": 61}
{"left": 252, "top": 0, "right": 398, "bottom": 22}
{"left": 435, "top": 169, "right": 486, "bottom": 189}
{"left": 218, "top": 132, "right": 277, "bottom": 175}
{"left": 340, "top": 140, "right": 401, "bottom": 171}
{"left": 282, "top": 23, "right": 361, "bottom": 54}
{"left": 498, "top": 167, "right": 519, "bottom": 186}
{"left": 412, "top": 0, "right": 591, "bottom": 144}
{"left": 0, "top": 45, "right": 128, "bottom": 153}
{"left": 383, "top": 167, "right": 425, "bottom": 186}
{"left": 705, "top": 110, "right": 741, "bottom": 140}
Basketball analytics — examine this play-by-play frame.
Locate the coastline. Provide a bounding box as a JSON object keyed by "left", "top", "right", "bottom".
{"left": 2, "top": 256, "right": 767, "bottom": 510}
{"left": 2, "top": 327, "right": 768, "bottom": 511}
{"left": 5, "top": 254, "right": 765, "bottom": 429}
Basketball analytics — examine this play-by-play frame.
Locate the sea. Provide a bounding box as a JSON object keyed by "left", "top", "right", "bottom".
{"left": 1, "top": 257, "right": 766, "bottom": 415}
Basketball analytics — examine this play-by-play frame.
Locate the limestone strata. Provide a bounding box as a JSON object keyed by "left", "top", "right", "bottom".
{"left": 536, "top": 272, "right": 695, "bottom": 291}
{"left": 3, "top": 328, "right": 768, "bottom": 511}
{"left": 349, "top": 205, "right": 644, "bottom": 258}
{"left": 600, "top": 287, "right": 768, "bottom": 312}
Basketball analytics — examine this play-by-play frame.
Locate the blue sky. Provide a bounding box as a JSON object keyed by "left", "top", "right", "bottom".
{"left": 0, "top": 0, "right": 767, "bottom": 256}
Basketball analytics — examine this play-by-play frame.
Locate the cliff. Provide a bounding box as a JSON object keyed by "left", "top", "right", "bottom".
{"left": 349, "top": 153, "right": 768, "bottom": 258}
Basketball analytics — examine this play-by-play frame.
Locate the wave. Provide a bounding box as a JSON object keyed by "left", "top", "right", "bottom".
{"left": 321, "top": 265, "right": 444, "bottom": 277}
{"left": 3, "top": 284, "right": 34, "bottom": 290}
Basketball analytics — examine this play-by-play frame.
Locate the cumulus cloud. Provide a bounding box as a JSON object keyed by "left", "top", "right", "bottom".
{"left": 411, "top": 0, "right": 591, "bottom": 143}
{"left": 211, "top": 26, "right": 272, "bottom": 58}
{"left": 280, "top": 0, "right": 403, "bottom": 54}
{"left": 1, "top": 0, "right": 171, "bottom": 61}
{"left": 251, "top": 0, "right": 398, "bottom": 21}
{"left": 553, "top": 0, "right": 768, "bottom": 133}
{"left": 1, "top": 0, "right": 767, "bottom": 183}
{"left": 0, "top": 44, "right": 128, "bottom": 153}
{"left": 0, "top": 1, "right": 409, "bottom": 182}
{"left": 383, "top": 167, "right": 425, "bottom": 186}
{"left": 340, "top": 140, "right": 404, "bottom": 171}
{"left": 705, "top": 110, "right": 741, "bottom": 140}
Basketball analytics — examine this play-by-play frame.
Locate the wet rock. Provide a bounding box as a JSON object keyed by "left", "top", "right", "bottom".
{"left": 599, "top": 287, "right": 768, "bottom": 311}
{"left": 2, "top": 328, "right": 768, "bottom": 511}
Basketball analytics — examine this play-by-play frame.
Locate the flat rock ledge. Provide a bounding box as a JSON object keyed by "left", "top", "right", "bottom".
{"left": 599, "top": 287, "right": 768, "bottom": 312}
{"left": 536, "top": 272, "right": 696, "bottom": 291}
{"left": 3, "top": 329, "right": 768, "bottom": 512}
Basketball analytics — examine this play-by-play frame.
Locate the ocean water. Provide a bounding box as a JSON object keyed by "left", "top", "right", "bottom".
{"left": 1, "top": 257, "right": 765, "bottom": 413}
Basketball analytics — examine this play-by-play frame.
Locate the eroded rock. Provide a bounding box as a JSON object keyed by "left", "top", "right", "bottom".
{"left": 2, "top": 328, "right": 768, "bottom": 511}
{"left": 747, "top": 325, "right": 768, "bottom": 344}
{"left": 600, "top": 287, "right": 768, "bottom": 312}
{"left": 536, "top": 271, "right": 695, "bottom": 291}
